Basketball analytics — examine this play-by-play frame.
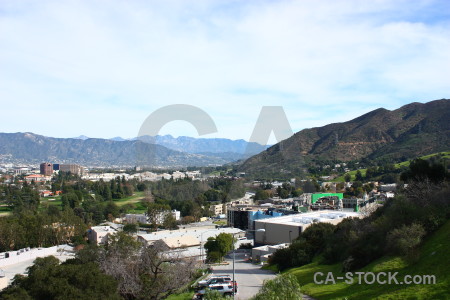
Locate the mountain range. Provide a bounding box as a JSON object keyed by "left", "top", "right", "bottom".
{"left": 0, "top": 133, "right": 266, "bottom": 167}
{"left": 1, "top": 99, "right": 448, "bottom": 170}
{"left": 238, "top": 99, "right": 450, "bottom": 176}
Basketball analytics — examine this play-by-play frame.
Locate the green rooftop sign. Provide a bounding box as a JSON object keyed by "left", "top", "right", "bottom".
{"left": 311, "top": 193, "right": 344, "bottom": 203}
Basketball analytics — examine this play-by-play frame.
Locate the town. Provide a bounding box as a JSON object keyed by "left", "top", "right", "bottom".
{"left": 2, "top": 155, "right": 446, "bottom": 299}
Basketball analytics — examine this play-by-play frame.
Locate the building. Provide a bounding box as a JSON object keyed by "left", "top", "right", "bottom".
{"left": 137, "top": 227, "right": 244, "bottom": 251}
{"left": 125, "top": 214, "right": 148, "bottom": 224}
{"left": 126, "top": 210, "right": 180, "bottom": 225}
{"left": 310, "top": 196, "right": 342, "bottom": 210}
{"left": 40, "top": 163, "right": 53, "bottom": 176}
{"left": 24, "top": 174, "right": 50, "bottom": 183}
{"left": 342, "top": 198, "right": 365, "bottom": 209}
{"left": 227, "top": 207, "right": 285, "bottom": 231}
{"left": 87, "top": 226, "right": 118, "bottom": 244}
{"left": 59, "top": 164, "right": 84, "bottom": 176}
{"left": 251, "top": 243, "right": 290, "bottom": 263}
{"left": 254, "top": 210, "right": 360, "bottom": 245}
{"left": 210, "top": 204, "right": 226, "bottom": 216}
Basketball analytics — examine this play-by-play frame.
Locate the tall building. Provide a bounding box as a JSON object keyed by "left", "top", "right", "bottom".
{"left": 59, "top": 164, "right": 84, "bottom": 176}
{"left": 40, "top": 162, "right": 53, "bottom": 176}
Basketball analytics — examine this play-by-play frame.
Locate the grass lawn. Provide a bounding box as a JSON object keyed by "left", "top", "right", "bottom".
{"left": 285, "top": 221, "right": 450, "bottom": 299}
{"left": 213, "top": 220, "right": 227, "bottom": 226}
{"left": 113, "top": 191, "right": 145, "bottom": 207}
{"left": 333, "top": 169, "right": 367, "bottom": 182}
{"left": 165, "top": 292, "right": 194, "bottom": 300}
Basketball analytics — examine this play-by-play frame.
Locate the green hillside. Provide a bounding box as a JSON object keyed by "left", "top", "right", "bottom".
{"left": 333, "top": 151, "right": 450, "bottom": 182}
{"left": 239, "top": 99, "right": 450, "bottom": 177}
{"left": 286, "top": 220, "right": 450, "bottom": 299}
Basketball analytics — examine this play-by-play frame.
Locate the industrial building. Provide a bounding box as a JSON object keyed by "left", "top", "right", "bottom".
{"left": 254, "top": 210, "right": 360, "bottom": 245}
{"left": 227, "top": 207, "right": 285, "bottom": 231}
{"left": 59, "top": 164, "right": 84, "bottom": 176}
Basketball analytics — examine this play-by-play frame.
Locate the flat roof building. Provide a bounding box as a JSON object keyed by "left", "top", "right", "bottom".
{"left": 254, "top": 210, "right": 360, "bottom": 245}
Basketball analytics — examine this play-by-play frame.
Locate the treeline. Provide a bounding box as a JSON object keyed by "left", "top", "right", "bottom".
{"left": 0, "top": 232, "right": 200, "bottom": 300}
{"left": 0, "top": 207, "right": 86, "bottom": 252}
{"left": 269, "top": 159, "right": 450, "bottom": 271}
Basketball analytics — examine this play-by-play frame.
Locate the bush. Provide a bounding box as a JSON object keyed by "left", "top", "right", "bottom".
{"left": 386, "top": 223, "right": 426, "bottom": 256}
{"left": 252, "top": 274, "right": 302, "bottom": 300}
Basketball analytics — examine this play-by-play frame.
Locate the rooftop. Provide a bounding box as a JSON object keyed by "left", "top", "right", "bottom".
{"left": 254, "top": 210, "right": 360, "bottom": 226}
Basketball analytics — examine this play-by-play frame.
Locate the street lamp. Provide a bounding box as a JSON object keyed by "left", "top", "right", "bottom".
{"left": 232, "top": 229, "right": 265, "bottom": 299}
{"left": 289, "top": 230, "right": 292, "bottom": 243}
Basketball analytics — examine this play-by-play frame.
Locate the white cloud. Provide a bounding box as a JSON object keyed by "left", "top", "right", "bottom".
{"left": 0, "top": 0, "right": 449, "bottom": 142}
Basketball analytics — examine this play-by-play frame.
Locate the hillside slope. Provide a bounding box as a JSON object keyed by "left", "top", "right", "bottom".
{"left": 286, "top": 220, "right": 450, "bottom": 299}
{"left": 239, "top": 99, "right": 450, "bottom": 175}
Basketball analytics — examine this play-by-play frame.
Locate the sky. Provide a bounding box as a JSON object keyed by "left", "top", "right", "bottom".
{"left": 1, "top": 0, "right": 449, "bottom": 144}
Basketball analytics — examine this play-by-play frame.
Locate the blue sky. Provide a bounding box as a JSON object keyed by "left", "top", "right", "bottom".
{"left": 0, "top": 0, "right": 449, "bottom": 144}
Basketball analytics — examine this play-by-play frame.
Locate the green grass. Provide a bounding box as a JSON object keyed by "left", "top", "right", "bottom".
{"left": 333, "top": 151, "right": 450, "bottom": 182}
{"left": 213, "top": 220, "right": 227, "bottom": 226}
{"left": 333, "top": 169, "right": 367, "bottom": 182}
{"left": 394, "top": 151, "right": 450, "bottom": 168}
{"left": 165, "top": 292, "right": 194, "bottom": 300}
{"left": 0, "top": 205, "right": 12, "bottom": 212}
{"left": 113, "top": 191, "right": 145, "bottom": 207}
{"left": 285, "top": 221, "right": 450, "bottom": 299}
{"left": 262, "top": 264, "right": 280, "bottom": 273}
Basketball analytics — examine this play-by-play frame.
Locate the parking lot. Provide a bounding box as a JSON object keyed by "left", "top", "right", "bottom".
{"left": 210, "top": 251, "right": 276, "bottom": 300}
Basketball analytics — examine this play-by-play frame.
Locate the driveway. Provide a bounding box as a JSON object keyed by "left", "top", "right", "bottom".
{"left": 210, "top": 251, "right": 276, "bottom": 300}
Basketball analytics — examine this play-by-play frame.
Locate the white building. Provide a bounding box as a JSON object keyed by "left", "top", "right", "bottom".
{"left": 251, "top": 243, "right": 290, "bottom": 263}
{"left": 87, "top": 226, "right": 118, "bottom": 244}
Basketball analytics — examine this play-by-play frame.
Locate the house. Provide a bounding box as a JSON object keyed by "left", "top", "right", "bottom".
{"left": 24, "top": 174, "right": 50, "bottom": 183}
{"left": 40, "top": 190, "right": 53, "bottom": 197}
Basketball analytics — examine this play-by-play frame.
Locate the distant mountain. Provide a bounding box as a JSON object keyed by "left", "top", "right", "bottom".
{"left": 0, "top": 133, "right": 238, "bottom": 167}
{"left": 239, "top": 99, "right": 450, "bottom": 175}
{"left": 136, "top": 135, "right": 268, "bottom": 156}
{"left": 110, "top": 136, "right": 127, "bottom": 142}
{"left": 73, "top": 135, "right": 90, "bottom": 140}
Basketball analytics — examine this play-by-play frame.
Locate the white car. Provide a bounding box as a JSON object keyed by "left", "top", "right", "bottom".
{"left": 197, "top": 275, "right": 232, "bottom": 288}
{"left": 195, "top": 283, "right": 234, "bottom": 299}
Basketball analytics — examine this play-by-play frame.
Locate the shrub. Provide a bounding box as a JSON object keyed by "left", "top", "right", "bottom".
{"left": 252, "top": 274, "right": 302, "bottom": 300}
{"left": 386, "top": 223, "right": 426, "bottom": 256}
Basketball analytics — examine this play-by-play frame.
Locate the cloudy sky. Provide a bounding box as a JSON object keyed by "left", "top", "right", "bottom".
{"left": 1, "top": 0, "right": 449, "bottom": 144}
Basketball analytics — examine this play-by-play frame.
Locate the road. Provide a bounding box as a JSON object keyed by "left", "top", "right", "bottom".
{"left": 210, "top": 251, "right": 276, "bottom": 300}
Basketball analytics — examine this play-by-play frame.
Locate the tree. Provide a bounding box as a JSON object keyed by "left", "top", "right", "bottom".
{"left": 386, "top": 223, "right": 426, "bottom": 257}
{"left": 254, "top": 190, "right": 270, "bottom": 200}
{"left": 252, "top": 274, "right": 302, "bottom": 300}
{"left": 204, "top": 233, "right": 234, "bottom": 262}
{"left": 123, "top": 223, "right": 138, "bottom": 234}
{"left": 344, "top": 173, "right": 351, "bottom": 182}
{"left": 355, "top": 170, "right": 364, "bottom": 182}
{"left": 88, "top": 232, "right": 197, "bottom": 300}
{"left": 162, "top": 213, "right": 178, "bottom": 230}
{"left": 0, "top": 256, "right": 121, "bottom": 300}
{"left": 147, "top": 203, "right": 171, "bottom": 227}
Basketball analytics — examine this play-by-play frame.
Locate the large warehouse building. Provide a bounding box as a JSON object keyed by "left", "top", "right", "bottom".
{"left": 254, "top": 210, "right": 360, "bottom": 245}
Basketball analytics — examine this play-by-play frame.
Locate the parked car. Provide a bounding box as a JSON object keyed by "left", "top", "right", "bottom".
{"left": 198, "top": 275, "right": 232, "bottom": 288}
{"left": 195, "top": 283, "right": 234, "bottom": 299}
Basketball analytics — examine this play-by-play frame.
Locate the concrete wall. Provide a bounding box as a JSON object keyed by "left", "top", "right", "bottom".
{"left": 254, "top": 222, "right": 302, "bottom": 245}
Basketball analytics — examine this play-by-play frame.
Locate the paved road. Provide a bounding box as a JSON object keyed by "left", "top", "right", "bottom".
{"left": 210, "top": 252, "right": 276, "bottom": 300}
